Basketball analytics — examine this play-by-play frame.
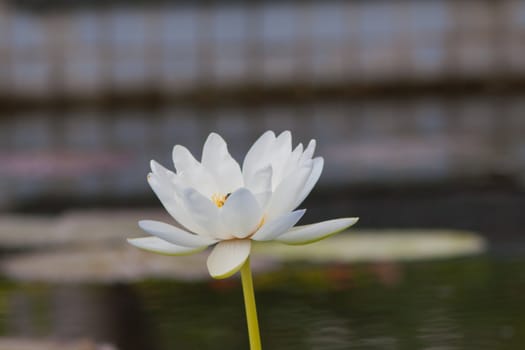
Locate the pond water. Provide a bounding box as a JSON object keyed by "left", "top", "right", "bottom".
{"left": 0, "top": 251, "right": 523, "bottom": 350}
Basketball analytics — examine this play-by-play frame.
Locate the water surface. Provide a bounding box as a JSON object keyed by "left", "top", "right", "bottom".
{"left": 1, "top": 252, "right": 523, "bottom": 350}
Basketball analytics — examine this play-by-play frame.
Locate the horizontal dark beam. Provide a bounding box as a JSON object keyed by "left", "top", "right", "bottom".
{"left": 1, "top": 76, "right": 524, "bottom": 113}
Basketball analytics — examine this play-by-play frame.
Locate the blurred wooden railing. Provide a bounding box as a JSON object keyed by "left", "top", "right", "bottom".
{"left": 0, "top": 0, "right": 524, "bottom": 103}
{"left": 0, "top": 0, "right": 525, "bottom": 210}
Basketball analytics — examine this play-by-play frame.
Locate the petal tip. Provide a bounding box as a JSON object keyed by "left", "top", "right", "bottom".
{"left": 207, "top": 131, "right": 222, "bottom": 139}
{"left": 330, "top": 217, "right": 359, "bottom": 231}
{"left": 127, "top": 237, "right": 144, "bottom": 250}
{"left": 208, "top": 265, "right": 244, "bottom": 279}
{"left": 294, "top": 208, "right": 307, "bottom": 216}
{"left": 137, "top": 220, "right": 150, "bottom": 230}
{"left": 208, "top": 255, "right": 248, "bottom": 279}
{"left": 277, "top": 217, "right": 359, "bottom": 245}
{"left": 263, "top": 130, "right": 276, "bottom": 138}
{"left": 150, "top": 159, "right": 159, "bottom": 170}
{"left": 206, "top": 240, "right": 251, "bottom": 279}
{"left": 346, "top": 217, "right": 359, "bottom": 226}
{"left": 126, "top": 237, "right": 145, "bottom": 247}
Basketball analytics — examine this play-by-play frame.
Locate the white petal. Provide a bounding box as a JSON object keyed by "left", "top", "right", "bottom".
{"left": 201, "top": 133, "right": 243, "bottom": 194}
{"left": 277, "top": 217, "right": 359, "bottom": 245}
{"left": 292, "top": 157, "right": 324, "bottom": 209}
{"left": 270, "top": 131, "right": 293, "bottom": 187}
{"left": 243, "top": 131, "right": 275, "bottom": 183}
{"left": 245, "top": 165, "right": 273, "bottom": 194}
{"left": 280, "top": 143, "right": 303, "bottom": 180}
{"left": 147, "top": 173, "right": 205, "bottom": 235}
{"left": 301, "top": 139, "right": 316, "bottom": 162}
{"left": 251, "top": 209, "right": 305, "bottom": 241}
{"left": 206, "top": 240, "right": 251, "bottom": 279}
{"left": 147, "top": 173, "right": 175, "bottom": 212}
{"left": 274, "top": 130, "right": 292, "bottom": 152}
{"left": 172, "top": 145, "right": 199, "bottom": 174}
{"left": 254, "top": 191, "right": 272, "bottom": 210}
{"left": 177, "top": 167, "right": 217, "bottom": 199}
{"left": 150, "top": 160, "right": 176, "bottom": 180}
{"left": 220, "top": 188, "right": 263, "bottom": 239}
{"left": 265, "top": 165, "right": 312, "bottom": 221}
{"left": 127, "top": 237, "right": 207, "bottom": 256}
{"left": 173, "top": 145, "right": 217, "bottom": 197}
{"left": 294, "top": 143, "right": 304, "bottom": 156}
{"left": 178, "top": 187, "right": 221, "bottom": 238}
{"left": 138, "top": 220, "right": 218, "bottom": 247}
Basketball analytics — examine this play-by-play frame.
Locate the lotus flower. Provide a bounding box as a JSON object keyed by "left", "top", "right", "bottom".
{"left": 128, "top": 131, "right": 358, "bottom": 279}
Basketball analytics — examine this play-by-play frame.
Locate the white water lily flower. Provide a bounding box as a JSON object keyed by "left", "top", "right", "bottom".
{"left": 128, "top": 131, "right": 358, "bottom": 279}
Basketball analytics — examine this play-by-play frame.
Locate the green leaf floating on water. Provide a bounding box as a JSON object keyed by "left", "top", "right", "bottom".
{"left": 1, "top": 230, "right": 485, "bottom": 283}
{"left": 254, "top": 230, "right": 486, "bottom": 263}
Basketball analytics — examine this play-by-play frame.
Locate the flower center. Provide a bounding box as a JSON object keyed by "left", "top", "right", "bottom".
{"left": 211, "top": 192, "right": 231, "bottom": 207}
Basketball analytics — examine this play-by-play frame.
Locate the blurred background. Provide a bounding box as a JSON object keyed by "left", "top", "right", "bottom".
{"left": 0, "top": 0, "right": 524, "bottom": 349}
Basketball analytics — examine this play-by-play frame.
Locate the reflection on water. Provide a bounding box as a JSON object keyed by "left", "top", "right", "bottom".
{"left": 0, "top": 255, "right": 524, "bottom": 350}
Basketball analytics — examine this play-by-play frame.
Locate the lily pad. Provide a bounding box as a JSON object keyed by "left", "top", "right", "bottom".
{"left": 1, "top": 229, "right": 486, "bottom": 284}
{"left": 1, "top": 245, "right": 278, "bottom": 283}
{"left": 254, "top": 230, "right": 486, "bottom": 262}
{"left": 0, "top": 215, "right": 58, "bottom": 248}
{"left": 0, "top": 210, "right": 166, "bottom": 249}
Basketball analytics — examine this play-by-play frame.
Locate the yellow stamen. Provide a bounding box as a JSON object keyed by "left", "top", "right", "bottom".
{"left": 211, "top": 193, "right": 228, "bottom": 207}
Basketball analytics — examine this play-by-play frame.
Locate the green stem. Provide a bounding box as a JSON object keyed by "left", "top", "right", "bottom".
{"left": 240, "top": 257, "right": 262, "bottom": 350}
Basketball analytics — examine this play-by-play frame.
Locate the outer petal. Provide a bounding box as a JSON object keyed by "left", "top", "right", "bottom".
{"left": 150, "top": 160, "right": 176, "bottom": 181}
{"left": 253, "top": 191, "right": 272, "bottom": 210}
{"left": 147, "top": 173, "right": 205, "bottom": 235}
{"left": 276, "top": 218, "right": 359, "bottom": 245}
{"left": 147, "top": 173, "right": 176, "bottom": 213}
{"left": 207, "top": 240, "right": 251, "bottom": 279}
{"left": 301, "top": 139, "right": 316, "bottom": 162}
{"left": 269, "top": 131, "right": 293, "bottom": 186}
{"left": 172, "top": 145, "right": 200, "bottom": 174}
{"left": 245, "top": 165, "right": 273, "bottom": 194}
{"left": 177, "top": 187, "right": 222, "bottom": 238}
{"left": 173, "top": 145, "right": 217, "bottom": 197}
{"left": 201, "top": 133, "right": 243, "bottom": 194}
{"left": 243, "top": 131, "right": 275, "bottom": 185}
{"left": 265, "top": 165, "right": 312, "bottom": 221}
{"left": 251, "top": 209, "right": 305, "bottom": 241}
{"left": 127, "top": 237, "right": 207, "bottom": 256}
{"left": 220, "top": 188, "right": 263, "bottom": 239}
{"left": 138, "top": 220, "right": 218, "bottom": 247}
{"left": 292, "top": 157, "right": 324, "bottom": 209}
{"left": 280, "top": 143, "right": 303, "bottom": 181}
